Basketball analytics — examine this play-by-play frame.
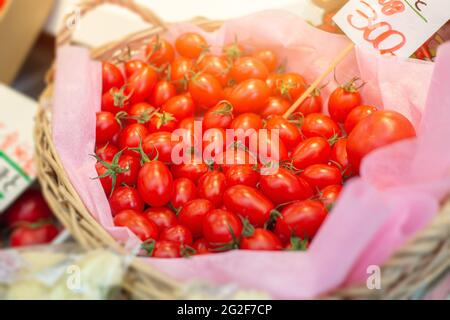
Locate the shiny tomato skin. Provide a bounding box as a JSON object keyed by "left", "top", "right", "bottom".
{"left": 347, "top": 110, "right": 416, "bottom": 172}
{"left": 274, "top": 200, "right": 328, "bottom": 243}
{"left": 203, "top": 209, "right": 243, "bottom": 246}
{"left": 125, "top": 60, "right": 147, "bottom": 79}
{"left": 291, "top": 137, "right": 331, "bottom": 170}
{"left": 344, "top": 105, "right": 377, "bottom": 133}
{"left": 178, "top": 199, "right": 214, "bottom": 238}
{"left": 330, "top": 138, "right": 353, "bottom": 176}
{"left": 162, "top": 94, "right": 195, "bottom": 121}
{"left": 192, "top": 238, "right": 212, "bottom": 255}
{"left": 95, "top": 143, "right": 119, "bottom": 162}
{"left": 252, "top": 49, "right": 278, "bottom": 72}
{"left": 145, "top": 207, "right": 178, "bottom": 232}
{"left": 266, "top": 115, "right": 302, "bottom": 150}
{"left": 151, "top": 240, "right": 181, "bottom": 258}
{"left": 137, "top": 161, "right": 173, "bottom": 207}
{"left": 260, "top": 97, "right": 290, "bottom": 119}
{"left": 296, "top": 92, "right": 323, "bottom": 116}
{"left": 175, "top": 32, "right": 208, "bottom": 59}
{"left": 260, "top": 168, "right": 313, "bottom": 205}
{"left": 301, "top": 113, "right": 340, "bottom": 139}
{"left": 203, "top": 101, "right": 234, "bottom": 130}
{"left": 171, "top": 178, "right": 197, "bottom": 210}
{"left": 320, "top": 184, "right": 342, "bottom": 208}
{"left": 300, "top": 164, "right": 342, "bottom": 190}
{"left": 171, "top": 58, "right": 197, "bottom": 91}
{"left": 109, "top": 186, "right": 144, "bottom": 216}
{"left": 3, "top": 190, "right": 52, "bottom": 227}
{"left": 161, "top": 225, "right": 193, "bottom": 246}
{"left": 145, "top": 36, "right": 175, "bottom": 66}
{"left": 114, "top": 209, "right": 159, "bottom": 241}
{"left": 96, "top": 111, "right": 121, "bottom": 145}
{"left": 277, "top": 73, "right": 306, "bottom": 101}
{"left": 328, "top": 86, "right": 362, "bottom": 123}
{"left": 149, "top": 80, "right": 177, "bottom": 108}
{"left": 229, "top": 57, "right": 269, "bottom": 83}
{"left": 143, "top": 131, "right": 175, "bottom": 164}
{"left": 171, "top": 160, "right": 209, "bottom": 184}
{"left": 230, "top": 112, "right": 263, "bottom": 132}
{"left": 125, "top": 66, "right": 158, "bottom": 105}
{"left": 225, "top": 165, "right": 259, "bottom": 188}
{"left": 228, "top": 79, "right": 270, "bottom": 115}
{"left": 266, "top": 73, "right": 282, "bottom": 95}
{"left": 197, "top": 171, "right": 227, "bottom": 208}
{"left": 223, "top": 185, "right": 274, "bottom": 227}
{"left": 240, "top": 229, "right": 282, "bottom": 251}
{"left": 102, "top": 62, "right": 124, "bottom": 93}
{"left": 118, "top": 154, "right": 141, "bottom": 185}
{"left": 188, "top": 73, "right": 224, "bottom": 110}
{"left": 198, "top": 55, "right": 230, "bottom": 86}
{"left": 10, "top": 224, "right": 59, "bottom": 248}
{"left": 118, "top": 123, "right": 148, "bottom": 153}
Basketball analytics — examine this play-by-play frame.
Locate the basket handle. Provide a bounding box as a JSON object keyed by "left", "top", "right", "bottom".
{"left": 57, "top": 0, "right": 167, "bottom": 47}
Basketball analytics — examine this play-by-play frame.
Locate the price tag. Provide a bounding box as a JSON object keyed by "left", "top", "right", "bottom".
{"left": 333, "top": 0, "right": 450, "bottom": 57}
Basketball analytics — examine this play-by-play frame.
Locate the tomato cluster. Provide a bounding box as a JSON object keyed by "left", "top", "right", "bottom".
{"left": 96, "top": 33, "right": 416, "bottom": 258}
{"left": 1, "top": 189, "right": 59, "bottom": 248}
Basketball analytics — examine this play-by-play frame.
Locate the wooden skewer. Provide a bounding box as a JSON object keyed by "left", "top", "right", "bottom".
{"left": 283, "top": 42, "right": 355, "bottom": 119}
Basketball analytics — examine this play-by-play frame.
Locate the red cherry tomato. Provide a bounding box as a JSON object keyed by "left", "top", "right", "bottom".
{"left": 228, "top": 79, "right": 270, "bottom": 114}
{"left": 145, "top": 36, "right": 175, "bottom": 66}
{"left": 197, "top": 171, "right": 227, "bottom": 208}
{"left": 347, "top": 110, "right": 416, "bottom": 172}
{"left": 171, "top": 178, "right": 197, "bottom": 210}
{"left": 114, "top": 209, "right": 159, "bottom": 241}
{"left": 215, "top": 148, "right": 257, "bottom": 173}
{"left": 240, "top": 229, "right": 282, "bottom": 251}
{"left": 252, "top": 49, "right": 278, "bottom": 72}
{"left": 95, "top": 161, "right": 122, "bottom": 196}
{"left": 171, "top": 158, "right": 209, "bottom": 183}
{"left": 230, "top": 112, "right": 263, "bottom": 132}
{"left": 142, "top": 131, "right": 175, "bottom": 164}
{"left": 266, "top": 73, "right": 282, "bottom": 95}
{"left": 300, "top": 164, "right": 342, "bottom": 190}
{"left": 148, "top": 240, "right": 181, "bottom": 258}
{"left": 124, "top": 60, "right": 147, "bottom": 79}
{"left": 161, "top": 225, "right": 193, "bottom": 246}
{"left": 252, "top": 131, "right": 289, "bottom": 163}
{"left": 198, "top": 55, "right": 230, "bottom": 86}
{"left": 301, "top": 113, "right": 340, "bottom": 139}
{"left": 330, "top": 138, "right": 353, "bottom": 177}
{"left": 203, "top": 209, "right": 243, "bottom": 247}
{"left": 188, "top": 73, "right": 224, "bottom": 110}
{"left": 137, "top": 161, "right": 173, "bottom": 207}
{"left": 161, "top": 94, "right": 195, "bottom": 121}
{"left": 118, "top": 123, "right": 148, "bottom": 152}
{"left": 170, "top": 58, "right": 197, "bottom": 91}
{"left": 291, "top": 137, "right": 331, "bottom": 170}
{"left": 192, "top": 239, "right": 212, "bottom": 255}
{"left": 277, "top": 73, "right": 306, "bottom": 101}
{"left": 295, "top": 89, "right": 323, "bottom": 116}
{"left": 125, "top": 66, "right": 157, "bottom": 105}
{"left": 10, "top": 224, "right": 59, "bottom": 248}
{"left": 148, "top": 111, "right": 178, "bottom": 133}
{"left": 274, "top": 200, "right": 328, "bottom": 243}
{"left": 203, "top": 101, "right": 234, "bottom": 130}
{"left": 96, "top": 111, "right": 121, "bottom": 145}
{"left": 178, "top": 199, "right": 214, "bottom": 238}
{"left": 260, "top": 168, "right": 313, "bottom": 205}
{"left": 127, "top": 102, "right": 156, "bottom": 125}
{"left": 320, "top": 185, "right": 342, "bottom": 209}
{"left": 328, "top": 81, "right": 363, "bottom": 123}
{"left": 101, "top": 87, "right": 130, "bottom": 114}
{"left": 175, "top": 32, "right": 208, "bottom": 59}
{"left": 266, "top": 115, "right": 302, "bottom": 150}
{"left": 149, "top": 80, "right": 177, "bottom": 108}
{"left": 203, "top": 128, "right": 226, "bottom": 162}
{"left": 229, "top": 57, "right": 269, "bottom": 83}
{"left": 102, "top": 62, "right": 124, "bottom": 93}
{"left": 225, "top": 165, "right": 259, "bottom": 188}
{"left": 109, "top": 186, "right": 144, "bottom": 216}
{"left": 260, "top": 97, "right": 290, "bottom": 119}
{"left": 96, "top": 143, "right": 119, "bottom": 162}
{"left": 145, "top": 207, "right": 178, "bottom": 232}
{"left": 3, "top": 190, "right": 52, "bottom": 227}
{"left": 117, "top": 154, "right": 140, "bottom": 186}
{"left": 344, "top": 105, "right": 377, "bottom": 133}
{"left": 223, "top": 185, "right": 274, "bottom": 227}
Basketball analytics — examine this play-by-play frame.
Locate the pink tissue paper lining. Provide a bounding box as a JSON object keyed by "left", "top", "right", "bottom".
{"left": 52, "top": 11, "right": 450, "bottom": 298}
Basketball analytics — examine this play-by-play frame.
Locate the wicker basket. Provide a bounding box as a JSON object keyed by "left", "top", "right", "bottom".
{"left": 35, "top": 0, "right": 450, "bottom": 299}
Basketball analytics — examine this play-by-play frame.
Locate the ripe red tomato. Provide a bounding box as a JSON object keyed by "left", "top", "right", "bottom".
{"left": 197, "top": 171, "right": 227, "bottom": 208}
{"left": 10, "top": 224, "right": 59, "bottom": 248}
{"left": 102, "top": 62, "right": 124, "bottom": 93}
{"left": 198, "top": 55, "right": 230, "bottom": 86}
{"left": 229, "top": 57, "right": 269, "bottom": 83}
{"left": 295, "top": 89, "right": 323, "bottom": 115}
{"left": 344, "top": 105, "right": 377, "bottom": 133}
{"left": 101, "top": 87, "right": 130, "bottom": 114}
{"left": 171, "top": 159, "right": 209, "bottom": 183}
{"left": 320, "top": 184, "right": 342, "bottom": 209}
{"left": 96, "top": 143, "right": 119, "bottom": 162}
{"left": 223, "top": 185, "right": 274, "bottom": 227}
{"left": 347, "top": 110, "right": 416, "bottom": 172}
{"left": 114, "top": 209, "right": 159, "bottom": 241}
{"left": 330, "top": 138, "right": 353, "bottom": 177}
{"left": 143, "top": 131, "right": 175, "bottom": 164}
{"left": 124, "top": 59, "right": 147, "bottom": 78}
{"left": 117, "top": 154, "right": 140, "bottom": 186}
{"left": 118, "top": 123, "right": 148, "bottom": 152}
{"left": 252, "top": 49, "right": 278, "bottom": 72}
{"left": 175, "top": 32, "right": 208, "bottom": 59}
{"left": 300, "top": 164, "right": 342, "bottom": 190}
{"left": 137, "top": 161, "right": 173, "bottom": 207}
{"left": 225, "top": 165, "right": 259, "bottom": 188}
{"left": 149, "top": 80, "right": 177, "bottom": 107}
{"left": 240, "top": 229, "right": 282, "bottom": 251}
{"left": 328, "top": 82, "right": 363, "bottom": 123}
{"left": 203, "top": 101, "right": 234, "bottom": 130}
{"left": 161, "top": 94, "right": 195, "bottom": 121}
{"left": 171, "top": 178, "right": 197, "bottom": 210}
{"left": 266, "top": 73, "right": 282, "bottom": 95}
{"left": 145, "top": 36, "right": 175, "bottom": 66}
{"left": 148, "top": 111, "right": 178, "bottom": 133}
{"left": 96, "top": 111, "right": 121, "bottom": 145}
{"left": 188, "top": 73, "right": 224, "bottom": 110}
{"left": 161, "top": 225, "right": 193, "bottom": 246}
{"left": 260, "top": 168, "right": 313, "bottom": 205}
{"left": 125, "top": 66, "right": 157, "bottom": 104}
{"left": 109, "top": 186, "right": 144, "bottom": 216}
{"left": 274, "top": 200, "right": 328, "bottom": 243}
{"left": 203, "top": 209, "right": 243, "bottom": 248}
{"left": 277, "top": 73, "right": 306, "bottom": 101}
{"left": 192, "top": 239, "right": 212, "bottom": 255}
{"left": 3, "top": 190, "right": 52, "bottom": 227}
{"left": 228, "top": 79, "right": 270, "bottom": 114}
{"left": 260, "top": 97, "right": 290, "bottom": 119}
{"left": 147, "top": 240, "right": 181, "bottom": 258}
{"left": 170, "top": 58, "right": 197, "bottom": 91}
{"left": 203, "top": 128, "right": 226, "bottom": 162}
{"left": 127, "top": 102, "right": 156, "bottom": 125}
{"left": 178, "top": 199, "right": 214, "bottom": 238}
{"left": 266, "top": 115, "right": 302, "bottom": 150}
{"left": 291, "top": 137, "right": 331, "bottom": 170}
{"left": 301, "top": 113, "right": 340, "bottom": 139}
{"left": 95, "top": 161, "right": 122, "bottom": 196}
{"left": 145, "top": 207, "right": 178, "bottom": 232}
{"left": 231, "top": 112, "right": 263, "bottom": 132}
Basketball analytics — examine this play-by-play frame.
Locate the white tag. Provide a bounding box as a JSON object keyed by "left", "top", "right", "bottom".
{"left": 333, "top": 0, "right": 450, "bottom": 57}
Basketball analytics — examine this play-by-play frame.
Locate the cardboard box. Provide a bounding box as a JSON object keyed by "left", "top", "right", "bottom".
{"left": 0, "top": 0, "right": 54, "bottom": 84}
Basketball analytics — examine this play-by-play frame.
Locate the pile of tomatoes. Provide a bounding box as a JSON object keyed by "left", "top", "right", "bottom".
{"left": 1, "top": 189, "right": 59, "bottom": 248}
{"left": 96, "top": 32, "right": 416, "bottom": 258}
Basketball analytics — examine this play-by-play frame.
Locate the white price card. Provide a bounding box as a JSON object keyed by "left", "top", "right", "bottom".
{"left": 333, "top": 0, "right": 450, "bottom": 57}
